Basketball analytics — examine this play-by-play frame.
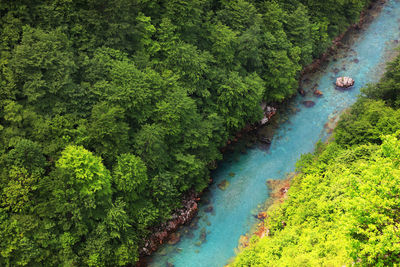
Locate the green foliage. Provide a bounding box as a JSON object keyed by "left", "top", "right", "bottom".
{"left": 1, "top": 139, "right": 45, "bottom": 213}
{"left": 86, "top": 103, "right": 130, "bottom": 165}
{"left": 216, "top": 72, "right": 264, "bottom": 130}
{"left": 335, "top": 99, "right": 400, "bottom": 147}
{"left": 285, "top": 4, "right": 313, "bottom": 65}
{"left": 113, "top": 153, "right": 148, "bottom": 201}
{"left": 50, "top": 145, "right": 112, "bottom": 229}
{"left": 0, "top": 0, "right": 372, "bottom": 265}
{"left": 10, "top": 26, "right": 76, "bottom": 112}
{"left": 362, "top": 55, "right": 400, "bottom": 108}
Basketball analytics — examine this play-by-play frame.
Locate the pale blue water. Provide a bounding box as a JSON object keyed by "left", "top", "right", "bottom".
{"left": 149, "top": 1, "right": 400, "bottom": 266}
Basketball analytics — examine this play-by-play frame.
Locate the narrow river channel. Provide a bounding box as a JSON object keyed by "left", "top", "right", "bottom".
{"left": 149, "top": 1, "right": 400, "bottom": 266}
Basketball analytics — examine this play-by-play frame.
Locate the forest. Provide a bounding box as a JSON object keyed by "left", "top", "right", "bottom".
{"left": 232, "top": 55, "right": 400, "bottom": 266}
{"left": 0, "top": 0, "right": 372, "bottom": 265}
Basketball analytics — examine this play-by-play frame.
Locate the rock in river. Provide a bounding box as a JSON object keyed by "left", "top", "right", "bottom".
{"left": 168, "top": 233, "right": 181, "bottom": 245}
{"left": 204, "top": 205, "right": 213, "bottom": 213}
{"left": 259, "top": 136, "right": 271, "bottom": 144}
{"left": 217, "top": 180, "right": 230, "bottom": 190}
{"left": 313, "top": 89, "right": 323, "bottom": 97}
{"left": 336, "top": 76, "right": 354, "bottom": 88}
{"left": 302, "top": 101, "right": 315, "bottom": 108}
{"left": 298, "top": 88, "right": 306, "bottom": 96}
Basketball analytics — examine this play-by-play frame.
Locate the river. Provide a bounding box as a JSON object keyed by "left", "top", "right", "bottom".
{"left": 149, "top": 1, "right": 400, "bottom": 266}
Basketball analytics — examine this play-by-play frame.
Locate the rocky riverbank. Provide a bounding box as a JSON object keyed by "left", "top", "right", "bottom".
{"left": 137, "top": 191, "right": 200, "bottom": 264}
{"left": 233, "top": 174, "right": 293, "bottom": 256}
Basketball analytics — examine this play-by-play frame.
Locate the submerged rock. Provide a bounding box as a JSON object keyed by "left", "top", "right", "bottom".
{"left": 302, "top": 101, "right": 315, "bottom": 108}
{"left": 202, "top": 197, "right": 211, "bottom": 205}
{"left": 204, "top": 206, "right": 213, "bottom": 213}
{"left": 168, "top": 233, "right": 181, "bottom": 245}
{"left": 259, "top": 136, "right": 271, "bottom": 144}
{"left": 336, "top": 76, "right": 354, "bottom": 88}
{"left": 194, "top": 241, "right": 202, "bottom": 247}
{"left": 313, "top": 89, "right": 323, "bottom": 97}
{"left": 199, "top": 228, "right": 207, "bottom": 243}
{"left": 217, "top": 180, "right": 230, "bottom": 190}
{"left": 245, "top": 141, "right": 255, "bottom": 148}
{"left": 189, "top": 217, "right": 199, "bottom": 229}
{"left": 159, "top": 247, "right": 168, "bottom": 256}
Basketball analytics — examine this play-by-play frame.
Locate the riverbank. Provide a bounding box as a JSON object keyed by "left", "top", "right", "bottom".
{"left": 234, "top": 175, "right": 293, "bottom": 252}
{"left": 138, "top": 1, "right": 385, "bottom": 265}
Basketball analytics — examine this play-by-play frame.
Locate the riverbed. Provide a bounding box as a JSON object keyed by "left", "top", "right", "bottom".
{"left": 149, "top": 1, "right": 400, "bottom": 266}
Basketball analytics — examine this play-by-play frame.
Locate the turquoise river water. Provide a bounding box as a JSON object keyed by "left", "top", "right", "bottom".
{"left": 149, "top": 1, "right": 400, "bottom": 266}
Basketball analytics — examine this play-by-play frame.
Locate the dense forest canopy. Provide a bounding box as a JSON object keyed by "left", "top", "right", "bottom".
{"left": 232, "top": 54, "right": 400, "bottom": 266}
{"left": 0, "top": 0, "right": 371, "bottom": 265}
